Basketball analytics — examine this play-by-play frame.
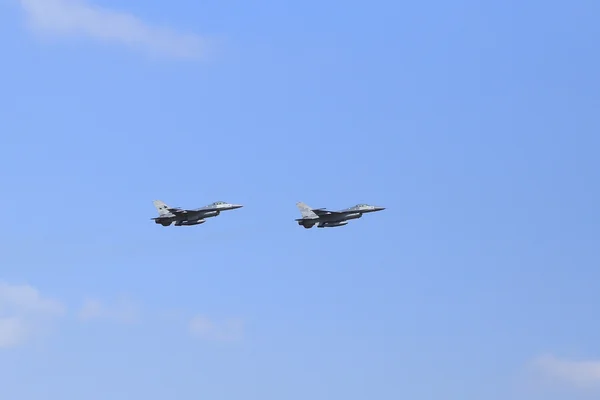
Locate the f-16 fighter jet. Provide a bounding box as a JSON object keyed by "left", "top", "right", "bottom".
{"left": 295, "top": 202, "right": 385, "bottom": 229}
{"left": 152, "top": 200, "right": 243, "bottom": 226}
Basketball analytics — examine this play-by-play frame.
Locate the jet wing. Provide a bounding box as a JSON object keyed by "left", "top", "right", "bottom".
{"left": 170, "top": 205, "right": 222, "bottom": 214}
{"left": 189, "top": 206, "right": 218, "bottom": 212}
{"left": 314, "top": 208, "right": 361, "bottom": 216}
{"left": 312, "top": 208, "right": 344, "bottom": 216}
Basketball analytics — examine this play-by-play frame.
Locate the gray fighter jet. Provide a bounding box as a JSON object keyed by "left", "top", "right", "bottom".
{"left": 295, "top": 201, "right": 385, "bottom": 228}
{"left": 151, "top": 200, "right": 243, "bottom": 226}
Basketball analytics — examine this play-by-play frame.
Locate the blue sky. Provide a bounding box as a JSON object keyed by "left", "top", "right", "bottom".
{"left": 1, "top": 0, "right": 599, "bottom": 398}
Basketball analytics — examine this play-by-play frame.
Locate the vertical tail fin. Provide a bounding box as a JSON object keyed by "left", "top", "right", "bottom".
{"left": 153, "top": 200, "right": 171, "bottom": 216}
{"left": 296, "top": 202, "right": 318, "bottom": 219}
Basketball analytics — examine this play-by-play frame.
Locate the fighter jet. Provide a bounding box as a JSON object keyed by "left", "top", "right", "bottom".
{"left": 151, "top": 200, "right": 243, "bottom": 226}
{"left": 295, "top": 201, "right": 385, "bottom": 228}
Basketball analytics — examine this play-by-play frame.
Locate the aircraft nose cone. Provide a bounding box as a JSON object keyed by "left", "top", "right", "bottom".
{"left": 375, "top": 206, "right": 386, "bottom": 211}
{"left": 231, "top": 204, "right": 243, "bottom": 209}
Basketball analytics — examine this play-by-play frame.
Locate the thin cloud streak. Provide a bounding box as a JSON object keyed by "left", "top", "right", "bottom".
{"left": 189, "top": 315, "right": 244, "bottom": 342}
{"left": 532, "top": 354, "right": 600, "bottom": 388}
{"left": 78, "top": 297, "right": 139, "bottom": 323}
{"left": 18, "top": 0, "right": 209, "bottom": 58}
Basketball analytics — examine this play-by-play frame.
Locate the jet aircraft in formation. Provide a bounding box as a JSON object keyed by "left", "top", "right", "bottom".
{"left": 151, "top": 200, "right": 385, "bottom": 228}
{"left": 151, "top": 200, "right": 243, "bottom": 226}
{"left": 295, "top": 202, "right": 385, "bottom": 228}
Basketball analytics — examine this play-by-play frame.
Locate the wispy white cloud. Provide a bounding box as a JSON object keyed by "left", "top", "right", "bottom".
{"left": 0, "top": 282, "right": 65, "bottom": 348}
{"left": 18, "top": 0, "right": 208, "bottom": 58}
{"left": 532, "top": 354, "right": 600, "bottom": 388}
{"left": 78, "top": 296, "right": 138, "bottom": 323}
{"left": 0, "top": 281, "right": 244, "bottom": 346}
{"left": 189, "top": 315, "right": 243, "bottom": 342}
